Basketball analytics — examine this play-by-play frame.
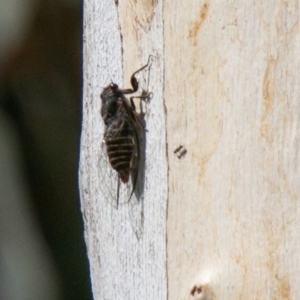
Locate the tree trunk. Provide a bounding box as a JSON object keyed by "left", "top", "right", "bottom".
{"left": 80, "top": 1, "right": 300, "bottom": 299}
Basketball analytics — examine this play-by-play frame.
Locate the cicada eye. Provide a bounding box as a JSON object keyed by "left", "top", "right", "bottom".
{"left": 110, "top": 83, "right": 118, "bottom": 90}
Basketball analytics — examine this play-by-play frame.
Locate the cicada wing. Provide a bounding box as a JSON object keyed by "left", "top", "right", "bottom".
{"left": 98, "top": 141, "right": 133, "bottom": 207}
{"left": 118, "top": 175, "right": 134, "bottom": 205}
{"left": 128, "top": 132, "right": 147, "bottom": 237}
{"left": 127, "top": 103, "right": 146, "bottom": 237}
{"left": 122, "top": 97, "right": 143, "bottom": 199}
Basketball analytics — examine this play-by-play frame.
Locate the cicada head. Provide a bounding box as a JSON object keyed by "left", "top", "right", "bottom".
{"left": 100, "top": 83, "right": 123, "bottom": 123}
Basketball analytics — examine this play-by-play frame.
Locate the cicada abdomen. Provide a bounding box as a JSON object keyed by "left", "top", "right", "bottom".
{"left": 105, "top": 131, "right": 134, "bottom": 184}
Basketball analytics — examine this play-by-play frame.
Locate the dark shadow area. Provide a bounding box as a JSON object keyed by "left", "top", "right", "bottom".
{"left": 0, "top": 1, "right": 91, "bottom": 299}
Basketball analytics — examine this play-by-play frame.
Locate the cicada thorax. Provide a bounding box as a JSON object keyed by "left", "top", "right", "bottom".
{"left": 104, "top": 109, "right": 136, "bottom": 184}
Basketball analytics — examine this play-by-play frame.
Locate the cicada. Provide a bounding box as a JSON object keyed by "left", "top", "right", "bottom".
{"left": 99, "top": 56, "right": 152, "bottom": 210}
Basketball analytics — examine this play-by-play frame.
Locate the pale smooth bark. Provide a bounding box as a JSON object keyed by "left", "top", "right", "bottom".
{"left": 80, "top": 1, "right": 300, "bottom": 299}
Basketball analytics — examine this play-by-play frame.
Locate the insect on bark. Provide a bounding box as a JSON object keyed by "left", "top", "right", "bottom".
{"left": 99, "top": 56, "right": 153, "bottom": 209}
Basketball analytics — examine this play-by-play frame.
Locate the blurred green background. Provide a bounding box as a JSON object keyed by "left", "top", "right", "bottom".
{"left": 0, "top": 0, "right": 91, "bottom": 299}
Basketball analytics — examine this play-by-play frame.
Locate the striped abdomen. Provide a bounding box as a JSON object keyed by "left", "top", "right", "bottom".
{"left": 105, "top": 119, "right": 135, "bottom": 183}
